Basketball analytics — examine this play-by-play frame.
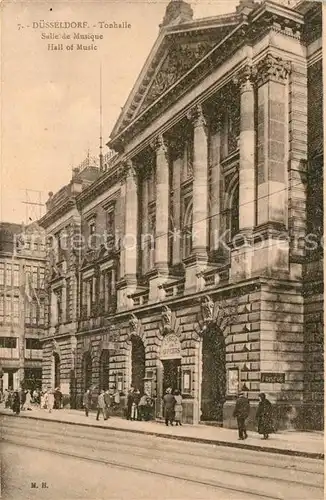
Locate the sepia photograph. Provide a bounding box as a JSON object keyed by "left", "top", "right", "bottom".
{"left": 0, "top": 0, "right": 324, "bottom": 498}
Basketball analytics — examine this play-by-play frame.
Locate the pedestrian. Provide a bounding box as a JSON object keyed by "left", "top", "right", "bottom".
{"left": 163, "top": 387, "right": 176, "bottom": 426}
{"left": 40, "top": 390, "right": 46, "bottom": 409}
{"left": 54, "top": 387, "right": 62, "bottom": 409}
{"left": 126, "top": 387, "right": 134, "bottom": 420}
{"left": 19, "top": 388, "right": 26, "bottom": 410}
{"left": 256, "top": 393, "right": 274, "bottom": 440}
{"left": 12, "top": 390, "right": 20, "bottom": 415}
{"left": 104, "top": 389, "right": 111, "bottom": 419}
{"left": 47, "top": 389, "right": 55, "bottom": 413}
{"left": 233, "top": 391, "right": 250, "bottom": 440}
{"left": 131, "top": 389, "right": 141, "bottom": 421}
{"left": 24, "top": 390, "right": 32, "bottom": 411}
{"left": 113, "top": 388, "right": 120, "bottom": 410}
{"left": 173, "top": 389, "right": 183, "bottom": 426}
{"left": 138, "top": 393, "right": 149, "bottom": 421}
{"left": 96, "top": 390, "right": 107, "bottom": 421}
{"left": 4, "top": 389, "right": 9, "bottom": 408}
{"left": 83, "top": 389, "right": 92, "bottom": 417}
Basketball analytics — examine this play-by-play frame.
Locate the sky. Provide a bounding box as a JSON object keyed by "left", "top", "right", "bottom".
{"left": 1, "top": 0, "right": 240, "bottom": 224}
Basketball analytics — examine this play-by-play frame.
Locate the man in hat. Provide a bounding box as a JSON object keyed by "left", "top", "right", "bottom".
{"left": 233, "top": 391, "right": 250, "bottom": 440}
{"left": 163, "top": 387, "right": 176, "bottom": 426}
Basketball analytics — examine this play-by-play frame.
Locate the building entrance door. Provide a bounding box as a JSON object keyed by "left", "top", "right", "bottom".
{"left": 162, "top": 359, "right": 181, "bottom": 394}
{"left": 201, "top": 324, "right": 226, "bottom": 422}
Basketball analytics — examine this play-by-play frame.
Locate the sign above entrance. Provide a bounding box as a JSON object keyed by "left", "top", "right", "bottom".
{"left": 160, "top": 333, "right": 181, "bottom": 360}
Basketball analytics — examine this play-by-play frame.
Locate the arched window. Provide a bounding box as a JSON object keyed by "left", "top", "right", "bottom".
{"left": 182, "top": 200, "right": 193, "bottom": 260}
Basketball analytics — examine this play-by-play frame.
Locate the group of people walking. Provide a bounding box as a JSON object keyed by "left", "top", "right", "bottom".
{"left": 126, "top": 387, "right": 154, "bottom": 421}
{"left": 83, "top": 388, "right": 121, "bottom": 420}
{"left": 233, "top": 392, "right": 274, "bottom": 440}
{"left": 2, "top": 387, "right": 63, "bottom": 415}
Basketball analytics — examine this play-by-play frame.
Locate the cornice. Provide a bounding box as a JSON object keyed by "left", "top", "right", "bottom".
{"left": 76, "top": 162, "right": 122, "bottom": 210}
{"left": 39, "top": 198, "right": 76, "bottom": 230}
{"left": 109, "top": 4, "right": 304, "bottom": 150}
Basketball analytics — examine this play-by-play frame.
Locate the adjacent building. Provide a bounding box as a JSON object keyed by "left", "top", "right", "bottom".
{"left": 39, "top": 0, "right": 323, "bottom": 429}
{"left": 0, "top": 222, "right": 46, "bottom": 391}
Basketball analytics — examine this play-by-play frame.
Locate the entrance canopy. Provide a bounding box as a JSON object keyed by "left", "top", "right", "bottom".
{"left": 160, "top": 333, "right": 181, "bottom": 360}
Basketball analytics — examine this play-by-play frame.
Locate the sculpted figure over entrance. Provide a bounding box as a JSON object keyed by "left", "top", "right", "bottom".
{"left": 129, "top": 313, "right": 139, "bottom": 332}
{"left": 201, "top": 295, "right": 214, "bottom": 323}
{"left": 161, "top": 305, "right": 172, "bottom": 331}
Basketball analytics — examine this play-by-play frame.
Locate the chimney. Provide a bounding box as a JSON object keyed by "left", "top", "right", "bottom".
{"left": 236, "top": 0, "right": 259, "bottom": 15}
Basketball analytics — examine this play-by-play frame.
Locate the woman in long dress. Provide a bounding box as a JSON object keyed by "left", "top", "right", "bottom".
{"left": 174, "top": 389, "right": 183, "bottom": 426}
{"left": 256, "top": 393, "right": 273, "bottom": 439}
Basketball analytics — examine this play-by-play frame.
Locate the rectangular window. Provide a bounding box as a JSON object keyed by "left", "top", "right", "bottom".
{"left": 25, "top": 301, "right": 31, "bottom": 324}
{"left": 32, "top": 301, "right": 37, "bottom": 325}
{"left": 0, "top": 264, "right": 4, "bottom": 285}
{"left": 0, "top": 295, "right": 4, "bottom": 321}
{"left": 106, "top": 210, "right": 116, "bottom": 250}
{"left": 13, "top": 297, "right": 19, "bottom": 324}
{"left": 32, "top": 267, "right": 38, "bottom": 289}
{"left": 66, "top": 278, "right": 71, "bottom": 322}
{"left": 5, "top": 296, "right": 11, "bottom": 322}
{"left": 86, "top": 280, "right": 92, "bottom": 317}
{"left": 39, "top": 267, "right": 45, "bottom": 289}
{"left": 26, "top": 338, "right": 42, "bottom": 350}
{"left": 13, "top": 265, "right": 20, "bottom": 287}
{"left": 0, "top": 337, "right": 17, "bottom": 348}
{"left": 6, "top": 264, "right": 12, "bottom": 286}
{"left": 39, "top": 301, "right": 45, "bottom": 325}
{"left": 92, "top": 277, "right": 96, "bottom": 303}
{"left": 89, "top": 221, "right": 96, "bottom": 235}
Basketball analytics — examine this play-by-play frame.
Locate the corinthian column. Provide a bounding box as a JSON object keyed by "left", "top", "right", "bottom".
{"left": 124, "top": 160, "right": 138, "bottom": 282}
{"left": 188, "top": 104, "right": 208, "bottom": 258}
{"left": 235, "top": 65, "right": 256, "bottom": 231}
{"left": 152, "top": 135, "right": 169, "bottom": 273}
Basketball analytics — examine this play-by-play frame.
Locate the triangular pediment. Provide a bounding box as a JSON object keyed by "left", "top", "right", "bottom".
{"left": 110, "top": 13, "right": 241, "bottom": 141}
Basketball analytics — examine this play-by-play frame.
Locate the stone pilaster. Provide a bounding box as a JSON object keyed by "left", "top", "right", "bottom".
{"left": 255, "top": 54, "right": 290, "bottom": 227}
{"left": 250, "top": 55, "right": 291, "bottom": 278}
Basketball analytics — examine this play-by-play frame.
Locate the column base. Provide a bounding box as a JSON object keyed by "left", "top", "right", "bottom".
{"left": 116, "top": 276, "right": 137, "bottom": 311}
{"left": 183, "top": 253, "right": 208, "bottom": 294}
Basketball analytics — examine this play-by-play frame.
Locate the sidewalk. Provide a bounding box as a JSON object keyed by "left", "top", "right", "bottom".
{"left": 1, "top": 406, "right": 324, "bottom": 460}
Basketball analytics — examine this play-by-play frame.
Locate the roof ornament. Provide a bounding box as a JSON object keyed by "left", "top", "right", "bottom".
{"left": 160, "top": 0, "right": 193, "bottom": 28}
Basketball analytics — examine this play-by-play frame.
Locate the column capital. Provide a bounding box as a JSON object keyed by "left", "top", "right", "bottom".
{"left": 254, "top": 54, "right": 291, "bottom": 86}
{"left": 187, "top": 103, "right": 206, "bottom": 129}
{"left": 120, "top": 159, "right": 137, "bottom": 182}
{"left": 232, "top": 64, "right": 255, "bottom": 93}
{"left": 150, "top": 134, "right": 168, "bottom": 155}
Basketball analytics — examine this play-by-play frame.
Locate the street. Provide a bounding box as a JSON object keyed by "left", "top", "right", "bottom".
{"left": 1, "top": 416, "right": 323, "bottom": 500}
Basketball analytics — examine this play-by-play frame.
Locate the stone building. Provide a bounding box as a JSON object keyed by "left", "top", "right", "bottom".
{"left": 39, "top": 0, "right": 323, "bottom": 428}
{"left": 0, "top": 222, "right": 46, "bottom": 391}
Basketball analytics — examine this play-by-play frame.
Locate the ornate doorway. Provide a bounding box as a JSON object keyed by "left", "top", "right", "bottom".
{"left": 131, "top": 335, "right": 145, "bottom": 392}
{"left": 83, "top": 352, "right": 92, "bottom": 391}
{"left": 162, "top": 359, "right": 181, "bottom": 394}
{"left": 99, "top": 350, "right": 110, "bottom": 391}
{"left": 201, "top": 324, "right": 226, "bottom": 422}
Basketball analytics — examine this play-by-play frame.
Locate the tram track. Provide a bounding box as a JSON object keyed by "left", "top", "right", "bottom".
{"left": 3, "top": 420, "right": 323, "bottom": 490}
{"left": 2, "top": 437, "right": 289, "bottom": 500}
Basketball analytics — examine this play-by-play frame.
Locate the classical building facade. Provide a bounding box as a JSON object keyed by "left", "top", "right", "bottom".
{"left": 39, "top": 0, "right": 323, "bottom": 429}
{"left": 0, "top": 222, "right": 46, "bottom": 391}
